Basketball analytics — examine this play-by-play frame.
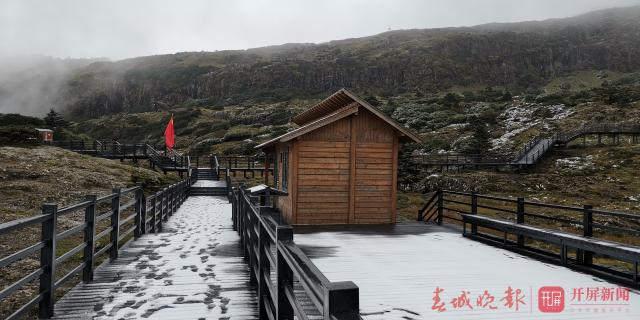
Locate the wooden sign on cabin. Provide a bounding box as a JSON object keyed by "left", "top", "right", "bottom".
{"left": 256, "top": 89, "right": 421, "bottom": 225}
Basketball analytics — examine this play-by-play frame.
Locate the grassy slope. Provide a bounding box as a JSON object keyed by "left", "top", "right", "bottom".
{"left": 414, "top": 142, "right": 640, "bottom": 212}
{"left": 0, "top": 146, "right": 179, "bottom": 318}
{"left": 70, "top": 100, "right": 311, "bottom": 155}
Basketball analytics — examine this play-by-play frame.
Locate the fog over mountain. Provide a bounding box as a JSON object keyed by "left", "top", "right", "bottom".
{"left": 1, "top": 1, "right": 639, "bottom": 116}
{"left": 0, "top": 56, "right": 103, "bottom": 116}
{"left": 1, "top": 0, "right": 638, "bottom": 59}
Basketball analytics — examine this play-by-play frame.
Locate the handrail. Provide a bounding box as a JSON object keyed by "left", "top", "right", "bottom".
{"left": 419, "top": 189, "right": 640, "bottom": 285}
{"left": 231, "top": 186, "right": 361, "bottom": 320}
{"left": 48, "top": 139, "right": 276, "bottom": 173}
{"left": 417, "top": 191, "right": 438, "bottom": 221}
{"left": 419, "top": 189, "right": 640, "bottom": 240}
{"left": 0, "top": 176, "right": 193, "bottom": 319}
{"left": 214, "top": 154, "right": 220, "bottom": 172}
{"left": 414, "top": 122, "right": 640, "bottom": 168}
{"left": 218, "top": 154, "right": 269, "bottom": 169}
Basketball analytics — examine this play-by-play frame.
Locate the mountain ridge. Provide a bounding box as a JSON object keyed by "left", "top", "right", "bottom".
{"left": 3, "top": 6, "right": 640, "bottom": 119}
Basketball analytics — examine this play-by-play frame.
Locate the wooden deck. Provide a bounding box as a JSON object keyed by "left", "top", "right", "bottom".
{"left": 52, "top": 196, "right": 258, "bottom": 319}
{"left": 294, "top": 223, "right": 640, "bottom": 320}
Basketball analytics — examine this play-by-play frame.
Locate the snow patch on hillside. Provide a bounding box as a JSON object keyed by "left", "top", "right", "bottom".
{"left": 491, "top": 103, "right": 574, "bottom": 151}
{"left": 555, "top": 155, "right": 595, "bottom": 172}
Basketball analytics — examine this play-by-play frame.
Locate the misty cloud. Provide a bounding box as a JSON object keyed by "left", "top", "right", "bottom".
{"left": 1, "top": 0, "right": 639, "bottom": 60}
{"left": 0, "top": 56, "right": 101, "bottom": 116}
{"left": 1, "top": 0, "right": 639, "bottom": 116}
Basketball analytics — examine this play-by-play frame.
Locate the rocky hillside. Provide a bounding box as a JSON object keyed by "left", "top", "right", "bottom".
{"left": 62, "top": 6, "right": 640, "bottom": 119}
{"left": 64, "top": 69, "right": 640, "bottom": 160}
{"left": 0, "top": 146, "right": 180, "bottom": 318}
{"left": 0, "top": 146, "right": 177, "bottom": 223}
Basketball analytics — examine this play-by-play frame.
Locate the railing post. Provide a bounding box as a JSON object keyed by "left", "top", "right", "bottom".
{"left": 168, "top": 185, "right": 173, "bottom": 216}
{"left": 517, "top": 197, "right": 525, "bottom": 247}
{"left": 142, "top": 191, "right": 148, "bottom": 234}
{"left": 238, "top": 188, "right": 244, "bottom": 239}
{"left": 248, "top": 206, "right": 256, "bottom": 285}
{"left": 172, "top": 185, "right": 177, "bottom": 213}
{"left": 135, "top": 188, "right": 144, "bottom": 237}
{"left": 582, "top": 205, "right": 593, "bottom": 265}
{"left": 166, "top": 186, "right": 171, "bottom": 217}
{"left": 162, "top": 188, "right": 169, "bottom": 222}
{"left": 436, "top": 189, "right": 443, "bottom": 225}
{"left": 83, "top": 195, "right": 97, "bottom": 282}
{"left": 151, "top": 193, "right": 158, "bottom": 233}
{"left": 276, "top": 225, "right": 294, "bottom": 320}
{"left": 324, "top": 282, "right": 360, "bottom": 320}
{"left": 158, "top": 191, "right": 164, "bottom": 231}
{"left": 232, "top": 188, "right": 238, "bottom": 231}
{"left": 471, "top": 192, "right": 478, "bottom": 235}
{"left": 227, "top": 168, "right": 232, "bottom": 202}
{"left": 258, "top": 207, "right": 269, "bottom": 319}
{"left": 110, "top": 188, "right": 121, "bottom": 260}
{"left": 39, "top": 204, "right": 57, "bottom": 319}
{"left": 172, "top": 184, "right": 177, "bottom": 213}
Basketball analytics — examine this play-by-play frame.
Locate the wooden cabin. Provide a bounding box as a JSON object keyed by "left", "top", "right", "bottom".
{"left": 256, "top": 89, "right": 421, "bottom": 225}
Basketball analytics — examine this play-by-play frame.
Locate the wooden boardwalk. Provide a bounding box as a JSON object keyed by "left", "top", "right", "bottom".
{"left": 52, "top": 196, "right": 258, "bottom": 320}
{"left": 294, "top": 223, "right": 640, "bottom": 320}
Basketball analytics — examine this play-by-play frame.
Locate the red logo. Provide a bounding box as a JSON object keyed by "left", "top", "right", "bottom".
{"left": 538, "top": 286, "right": 564, "bottom": 313}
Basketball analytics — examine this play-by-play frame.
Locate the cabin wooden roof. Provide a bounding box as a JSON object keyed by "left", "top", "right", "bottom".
{"left": 256, "top": 89, "right": 421, "bottom": 149}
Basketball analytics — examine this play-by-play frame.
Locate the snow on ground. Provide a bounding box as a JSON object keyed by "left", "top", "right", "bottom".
{"left": 192, "top": 180, "right": 227, "bottom": 187}
{"left": 555, "top": 155, "right": 596, "bottom": 172}
{"left": 295, "top": 225, "right": 639, "bottom": 320}
{"left": 53, "top": 196, "right": 258, "bottom": 319}
{"left": 492, "top": 103, "right": 574, "bottom": 151}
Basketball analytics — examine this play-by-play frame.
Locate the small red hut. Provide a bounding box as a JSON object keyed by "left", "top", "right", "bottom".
{"left": 35, "top": 128, "right": 53, "bottom": 142}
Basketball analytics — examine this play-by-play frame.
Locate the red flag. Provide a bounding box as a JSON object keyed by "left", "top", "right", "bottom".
{"left": 164, "top": 114, "right": 175, "bottom": 150}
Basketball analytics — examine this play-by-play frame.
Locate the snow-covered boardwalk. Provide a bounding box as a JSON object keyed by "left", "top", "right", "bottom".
{"left": 295, "top": 223, "right": 640, "bottom": 320}
{"left": 52, "top": 196, "right": 258, "bottom": 320}
{"left": 192, "top": 180, "right": 227, "bottom": 188}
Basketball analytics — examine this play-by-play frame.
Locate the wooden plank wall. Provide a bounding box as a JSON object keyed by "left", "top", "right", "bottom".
{"left": 274, "top": 109, "right": 398, "bottom": 225}
{"left": 353, "top": 111, "right": 396, "bottom": 224}
{"left": 295, "top": 118, "right": 351, "bottom": 224}
{"left": 275, "top": 143, "right": 294, "bottom": 222}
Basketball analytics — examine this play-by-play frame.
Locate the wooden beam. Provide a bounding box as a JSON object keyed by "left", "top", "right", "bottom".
{"left": 291, "top": 142, "right": 298, "bottom": 225}
{"left": 391, "top": 136, "right": 399, "bottom": 224}
{"left": 349, "top": 116, "right": 357, "bottom": 224}
{"left": 264, "top": 154, "right": 270, "bottom": 185}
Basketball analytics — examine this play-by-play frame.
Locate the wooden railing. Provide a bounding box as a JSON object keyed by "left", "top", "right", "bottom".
{"left": 219, "top": 155, "right": 267, "bottom": 169}
{"left": 0, "top": 177, "right": 193, "bottom": 319}
{"left": 557, "top": 123, "right": 640, "bottom": 143}
{"left": 415, "top": 122, "right": 640, "bottom": 169}
{"left": 46, "top": 139, "right": 184, "bottom": 168}
{"left": 412, "top": 153, "right": 510, "bottom": 165}
{"left": 189, "top": 155, "right": 220, "bottom": 173}
{"left": 213, "top": 154, "right": 220, "bottom": 174}
{"left": 417, "top": 189, "right": 640, "bottom": 284}
{"left": 514, "top": 137, "right": 555, "bottom": 164}
{"left": 418, "top": 190, "right": 640, "bottom": 239}
{"left": 231, "top": 186, "right": 361, "bottom": 320}
{"left": 225, "top": 168, "right": 232, "bottom": 196}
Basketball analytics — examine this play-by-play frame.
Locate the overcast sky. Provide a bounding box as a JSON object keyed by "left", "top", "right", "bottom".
{"left": 1, "top": 0, "right": 639, "bottom": 60}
